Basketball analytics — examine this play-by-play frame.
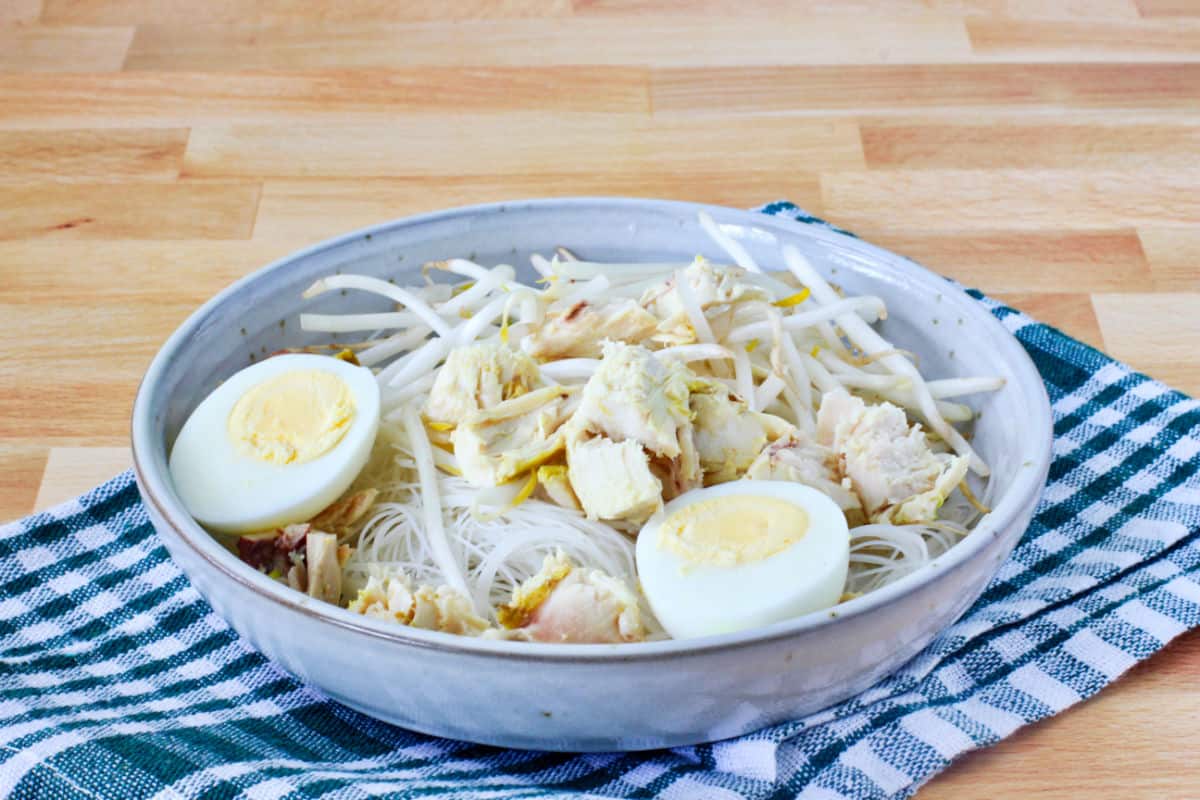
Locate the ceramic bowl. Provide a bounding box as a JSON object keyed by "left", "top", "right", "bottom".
{"left": 131, "top": 198, "right": 1052, "bottom": 751}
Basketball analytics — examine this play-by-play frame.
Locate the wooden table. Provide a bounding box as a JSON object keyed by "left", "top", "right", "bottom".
{"left": 2, "top": 1, "right": 1198, "bottom": 795}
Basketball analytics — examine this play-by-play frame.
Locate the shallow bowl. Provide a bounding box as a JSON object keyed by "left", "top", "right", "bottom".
{"left": 131, "top": 198, "right": 1052, "bottom": 751}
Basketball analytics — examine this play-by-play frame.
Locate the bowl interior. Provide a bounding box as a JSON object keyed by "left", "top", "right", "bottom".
{"left": 135, "top": 198, "right": 1050, "bottom": 653}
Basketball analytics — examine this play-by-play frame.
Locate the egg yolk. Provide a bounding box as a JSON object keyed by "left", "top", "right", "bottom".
{"left": 227, "top": 369, "right": 356, "bottom": 465}
{"left": 657, "top": 496, "right": 808, "bottom": 568}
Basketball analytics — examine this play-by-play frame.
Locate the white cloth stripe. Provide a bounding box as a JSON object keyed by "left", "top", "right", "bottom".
{"left": 1008, "top": 664, "right": 1083, "bottom": 711}
{"left": 1063, "top": 629, "right": 1137, "bottom": 680}
{"left": 1117, "top": 600, "right": 1188, "bottom": 645}
{"left": 900, "top": 709, "right": 975, "bottom": 760}
{"left": 840, "top": 741, "right": 910, "bottom": 796}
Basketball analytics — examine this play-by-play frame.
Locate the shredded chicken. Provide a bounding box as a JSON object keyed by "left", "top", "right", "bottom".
{"left": 490, "top": 551, "right": 645, "bottom": 643}
{"left": 566, "top": 436, "right": 663, "bottom": 525}
{"left": 348, "top": 575, "right": 490, "bottom": 636}
{"left": 567, "top": 340, "right": 693, "bottom": 459}
{"left": 525, "top": 299, "right": 658, "bottom": 359}
{"left": 305, "top": 532, "right": 342, "bottom": 604}
{"left": 535, "top": 465, "right": 581, "bottom": 511}
{"left": 689, "top": 379, "right": 770, "bottom": 484}
{"left": 451, "top": 385, "right": 573, "bottom": 487}
{"left": 816, "top": 389, "right": 968, "bottom": 524}
{"left": 563, "top": 341, "right": 699, "bottom": 524}
{"left": 746, "top": 430, "right": 864, "bottom": 525}
{"left": 309, "top": 488, "right": 378, "bottom": 540}
{"left": 641, "top": 257, "right": 766, "bottom": 321}
{"left": 424, "top": 341, "right": 541, "bottom": 426}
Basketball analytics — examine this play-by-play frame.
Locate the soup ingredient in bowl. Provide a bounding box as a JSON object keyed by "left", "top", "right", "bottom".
{"left": 169, "top": 353, "right": 380, "bottom": 534}
{"left": 190, "top": 212, "right": 1006, "bottom": 644}
{"left": 635, "top": 480, "right": 849, "bottom": 640}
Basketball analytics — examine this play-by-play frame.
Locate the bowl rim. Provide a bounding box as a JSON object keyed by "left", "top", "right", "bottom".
{"left": 131, "top": 196, "right": 1053, "bottom": 663}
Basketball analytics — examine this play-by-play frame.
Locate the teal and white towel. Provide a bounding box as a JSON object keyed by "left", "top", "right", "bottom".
{"left": 1, "top": 203, "right": 1197, "bottom": 799}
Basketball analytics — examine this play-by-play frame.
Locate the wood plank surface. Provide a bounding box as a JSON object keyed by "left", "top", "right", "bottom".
{"left": 0, "top": 25, "right": 133, "bottom": 72}
{"left": 0, "top": 69, "right": 650, "bottom": 130}
{"left": 121, "top": 16, "right": 973, "bottom": 70}
{"left": 1, "top": 1, "right": 1197, "bottom": 797}
{"left": 0, "top": 128, "right": 189, "bottom": 181}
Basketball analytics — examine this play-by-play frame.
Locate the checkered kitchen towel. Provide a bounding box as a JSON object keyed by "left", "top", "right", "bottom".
{"left": 2, "top": 202, "right": 1199, "bottom": 800}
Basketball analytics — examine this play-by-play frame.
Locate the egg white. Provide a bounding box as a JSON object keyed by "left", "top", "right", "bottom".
{"left": 636, "top": 481, "right": 850, "bottom": 640}
{"left": 168, "top": 353, "right": 380, "bottom": 534}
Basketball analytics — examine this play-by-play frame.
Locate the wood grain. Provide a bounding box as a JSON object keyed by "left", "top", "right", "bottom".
{"left": 182, "top": 117, "right": 864, "bottom": 178}
{"left": 573, "top": 0, "right": 1144, "bottom": 15}
{"left": 651, "top": 63, "right": 1200, "bottom": 115}
{"left": 1135, "top": 0, "right": 1200, "bottom": 15}
{"left": 0, "top": 182, "right": 260, "bottom": 240}
{"left": 0, "top": 25, "right": 133, "bottom": 72}
{"left": 252, "top": 175, "right": 825, "bottom": 245}
{"left": 42, "top": 0, "right": 571, "bottom": 25}
{"left": 821, "top": 169, "right": 1200, "bottom": 230}
{"left": 0, "top": 128, "right": 188, "bottom": 182}
{"left": 34, "top": 447, "right": 131, "bottom": 511}
{"left": 1, "top": 2, "right": 1197, "bottom": 796}
{"left": 1, "top": 445, "right": 49, "bottom": 527}
{"left": 864, "top": 231, "right": 1151, "bottom": 293}
{"left": 0, "top": 240, "right": 289, "bottom": 302}
{"left": 0, "top": 0, "right": 42, "bottom": 25}
{"left": 967, "top": 17, "right": 1200, "bottom": 60}
{"left": 860, "top": 121, "right": 1200, "bottom": 170}
{"left": 0, "top": 70, "right": 648, "bottom": 130}
{"left": 1092, "top": 293, "right": 1200, "bottom": 395}
{"left": 123, "top": 16, "right": 972, "bottom": 70}
{"left": 1139, "top": 228, "right": 1200, "bottom": 290}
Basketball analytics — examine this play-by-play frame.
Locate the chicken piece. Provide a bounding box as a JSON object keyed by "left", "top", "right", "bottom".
{"left": 348, "top": 575, "right": 490, "bottom": 636}
{"left": 746, "top": 429, "right": 864, "bottom": 524}
{"left": 641, "top": 257, "right": 767, "bottom": 321}
{"left": 491, "top": 551, "right": 645, "bottom": 643}
{"left": 309, "top": 488, "right": 378, "bottom": 540}
{"left": 563, "top": 341, "right": 700, "bottom": 522}
{"left": 535, "top": 465, "right": 581, "bottom": 511}
{"left": 816, "top": 388, "right": 968, "bottom": 524}
{"left": 525, "top": 299, "right": 658, "bottom": 359}
{"left": 648, "top": 315, "right": 698, "bottom": 348}
{"left": 567, "top": 341, "right": 693, "bottom": 459}
{"left": 882, "top": 455, "right": 969, "bottom": 525}
{"left": 286, "top": 560, "right": 306, "bottom": 592}
{"left": 424, "top": 341, "right": 541, "bottom": 426}
{"left": 236, "top": 521, "right": 309, "bottom": 574}
{"left": 566, "top": 436, "right": 662, "bottom": 525}
{"left": 305, "top": 532, "right": 342, "bottom": 604}
{"left": 452, "top": 385, "right": 573, "bottom": 487}
{"left": 689, "top": 380, "right": 769, "bottom": 484}
{"left": 648, "top": 422, "right": 702, "bottom": 501}
{"left": 408, "top": 586, "right": 490, "bottom": 635}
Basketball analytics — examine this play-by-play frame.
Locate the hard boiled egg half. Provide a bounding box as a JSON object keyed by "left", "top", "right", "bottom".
{"left": 636, "top": 481, "right": 849, "bottom": 640}
{"left": 169, "top": 353, "right": 380, "bottom": 534}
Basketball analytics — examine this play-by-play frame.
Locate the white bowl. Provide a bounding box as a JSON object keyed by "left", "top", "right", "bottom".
{"left": 131, "top": 199, "right": 1052, "bottom": 751}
